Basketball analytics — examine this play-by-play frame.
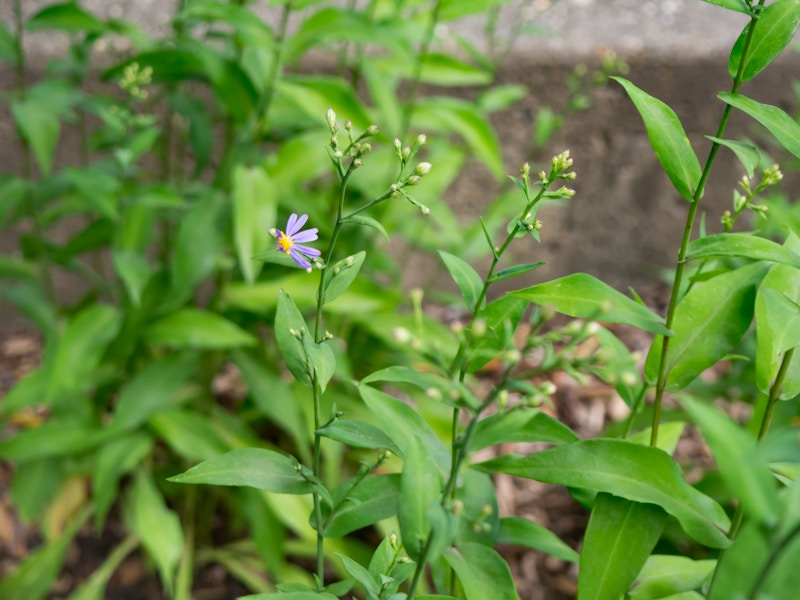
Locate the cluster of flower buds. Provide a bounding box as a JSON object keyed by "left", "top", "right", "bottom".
{"left": 119, "top": 62, "right": 152, "bottom": 101}
{"left": 723, "top": 163, "right": 782, "bottom": 230}
{"left": 326, "top": 107, "right": 379, "bottom": 165}
{"left": 389, "top": 134, "right": 432, "bottom": 215}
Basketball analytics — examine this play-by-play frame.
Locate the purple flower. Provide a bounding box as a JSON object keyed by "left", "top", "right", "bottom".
{"left": 275, "top": 213, "right": 321, "bottom": 269}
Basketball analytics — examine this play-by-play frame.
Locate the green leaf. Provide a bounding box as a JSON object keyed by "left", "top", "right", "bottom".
{"left": 645, "top": 263, "right": 764, "bottom": 390}
{"left": 704, "top": 136, "right": 760, "bottom": 178}
{"left": 414, "top": 97, "right": 504, "bottom": 179}
{"left": 755, "top": 254, "right": 800, "bottom": 398}
{"left": 682, "top": 397, "right": 779, "bottom": 526}
{"left": 467, "top": 295, "right": 528, "bottom": 373}
{"left": 0, "top": 21, "right": 19, "bottom": 65}
{"left": 497, "top": 516, "right": 579, "bottom": 563}
{"left": 239, "top": 593, "right": 337, "bottom": 600}
{"left": 578, "top": 493, "right": 667, "bottom": 600}
{"left": 177, "top": 1, "right": 274, "bottom": 49}
{"left": 149, "top": 409, "right": 231, "bottom": 462}
{"left": 439, "top": 0, "right": 515, "bottom": 20}
{"left": 112, "top": 250, "right": 151, "bottom": 306}
{"left": 490, "top": 262, "right": 546, "bottom": 283}
{"left": 302, "top": 333, "right": 336, "bottom": 393}
{"left": 144, "top": 308, "right": 257, "bottom": 349}
{"left": 323, "top": 251, "right": 366, "bottom": 305}
{"left": 418, "top": 53, "right": 492, "bottom": 86}
{"left": 438, "top": 250, "right": 484, "bottom": 311}
{"left": 232, "top": 351, "right": 310, "bottom": 457}
{"left": 48, "top": 304, "right": 121, "bottom": 406}
{"left": 316, "top": 420, "right": 400, "bottom": 455}
{"left": 612, "top": 77, "right": 701, "bottom": 202}
{"left": 443, "top": 542, "right": 520, "bottom": 600}
{"left": 111, "top": 353, "right": 198, "bottom": 431}
{"left": 338, "top": 554, "right": 380, "bottom": 598}
{"left": 359, "top": 385, "right": 450, "bottom": 472}
{"left": 11, "top": 96, "right": 60, "bottom": 177}
{"left": 477, "top": 439, "right": 731, "bottom": 548}
{"left": 470, "top": 409, "right": 579, "bottom": 451}
{"left": 27, "top": 2, "right": 106, "bottom": 33}
{"left": 719, "top": 92, "right": 800, "bottom": 159}
{"left": 686, "top": 233, "right": 800, "bottom": 267}
{"left": 629, "top": 555, "right": 716, "bottom": 600}
{"left": 729, "top": 0, "right": 800, "bottom": 82}
{"left": 93, "top": 433, "right": 153, "bottom": 527}
{"left": 275, "top": 290, "right": 313, "bottom": 386}
{"left": 700, "top": 0, "right": 752, "bottom": 14}
{"left": 344, "top": 215, "right": 389, "bottom": 242}
{"left": 232, "top": 166, "right": 277, "bottom": 284}
{"left": 124, "top": 473, "right": 183, "bottom": 595}
{"left": 322, "top": 474, "right": 400, "bottom": 538}
{"left": 168, "top": 194, "right": 224, "bottom": 305}
{"left": 168, "top": 448, "right": 314, "bottom": 494}
{"left": 0, "top": 421, "right": 113, "bottom": 462}
{"left": 512, "top": 273, "right": 671, "bottom": 336}
{"left": 399, "top": 435, "right": 444, "bottom": 561}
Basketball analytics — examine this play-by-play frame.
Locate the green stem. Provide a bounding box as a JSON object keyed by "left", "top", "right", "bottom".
{"left": 650, "top": 4, "right": 763, "bottom": 447}
{"left": 400, "top": 0, "right": 443, "bottom": 137}
{"left": 311, "top": 373, "right": 325, "bottom": 587}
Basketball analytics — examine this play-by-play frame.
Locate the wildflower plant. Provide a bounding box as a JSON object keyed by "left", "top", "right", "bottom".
{"left": 2, "top": 0, "right": 800, "bottom": 599}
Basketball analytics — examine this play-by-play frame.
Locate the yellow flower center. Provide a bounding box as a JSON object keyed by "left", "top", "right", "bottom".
{"left": 278, "top": 234, "right": 293, "bottom": 252}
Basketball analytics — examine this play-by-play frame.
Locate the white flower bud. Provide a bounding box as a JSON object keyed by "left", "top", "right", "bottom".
{"left": 416, "top": 133, "right": 427, "bottom": 145}
{"left": 414, "top": 162, "right": 432, "bottom": 176}
{"left": 326, "top": 108, "right": 336, "bottom": 127}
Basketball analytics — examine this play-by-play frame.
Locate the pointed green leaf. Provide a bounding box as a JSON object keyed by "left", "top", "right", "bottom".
{"left": 399, "top": 435, "right": 443, "bottom": 560}
{"left": 145, "top": 308, "right": 256, "bottom": 349}
{"left": 470, "top": 409, "right": 579, "bottom": 451}
{"left": 512, "top": 273, "right": 671, "bottom": 336}
{"left": 323, "top": 251, "right": 366, "bottom": 305}
{"left": 729, "top": 0, "right": 800, "bottom": 82}
{"left": 686, "top": 233, "right": 800, "bottom": 267}
{"left": 344, "top": 215, "right": 389, "bottom": 241}
{"left": 275, "top": 290, "right": 313, "bottom": 386}
{"left": 490, "top": 262, "right": 546, "bottom": 283}
{"left": 756, "top": 256, "right": 800, "bottom": 398}
{"left": 168, "top": 448, "right": 314, "bottom": 494}
{"left": 578, "top": 493, "right": 667, "bottom": 600}
{"left": 629, "top": 555, "right": 716, "bottom": 600}
{"left": 358, "top": 385, "right": 450, "bottom": 472}
{"left": 719, "top": 92, "right": 800, "bottom": 159}
{"left": 497, "top": 516, "right": 579, "bottom": 563}
{"left": 322, "top": 474, "right": 400, "bottom": 538}
{"left": 646, "top": 263, "right": 765, "bottom": 390}
{"left": 467, "top": 295, "right": 529, "bottom": 373}
{"left": 439, "top": 250, "right": 484, "bottom": 311}
{"left": 316, "top": 419, "right": 400, "bottom": 455}
{"left": 443, "top": 542, "right": 519, "bottom": 600}
{"left": 232, "top": 165, "right": 276, "bottom": 284}
{"left": 613, "top": 77, "right": 701, "bottom": 201}
{"left": 112, "top": 250, "right": 151, "bottom": 306}
{"left": 705, "top": 136, "right": 760, "bottom": 178}
{"left": 124, "top": 473, "right": 183, "bottom": 594}
{"left": 477, "top": 439, "right": 731, "bottom": 548}
{"left": 28, "top": 2, "right": 106, "bottom": 33}
{"left": 682, "top": 397, "right": 779, "bottom": 527}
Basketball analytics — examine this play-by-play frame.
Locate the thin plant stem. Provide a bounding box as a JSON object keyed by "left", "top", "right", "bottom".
{"left": 400, "top": 0, "right": 443, "bottom": 138}
{"left": 650, "top": 3, "right": 763, "bottom": 447}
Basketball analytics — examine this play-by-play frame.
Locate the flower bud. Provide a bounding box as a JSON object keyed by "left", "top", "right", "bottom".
{"left": 367, "top": 125, "right": 379, "bottom": 136}
{"left": 415, "top": 162, "right": 432, "bottom": 176}
{"left": 416, "top": 133, "right": 427, "bottom": 145}
{"left": 406, "top": 175, "right": 421, "bottom": 186}
{"left": 326, "top": 107, "right": 336, "bottom": 128}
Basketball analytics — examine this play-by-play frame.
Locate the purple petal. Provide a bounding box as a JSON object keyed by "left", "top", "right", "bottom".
{"left": 295, "top": 244, "right": 321, "bottom": 257}
{"left": 289, "top": 248, "right": 311, "bottom": 268}
{"left": 292, "top": 228, "right": 318, "bottom": 243}
{"left": 287, "top": 213, "right": 308, "bottom": 236}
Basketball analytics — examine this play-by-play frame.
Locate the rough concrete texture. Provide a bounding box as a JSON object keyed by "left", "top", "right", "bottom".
{"left": 1, "top": 1, "right": 797, "bottom": 330}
